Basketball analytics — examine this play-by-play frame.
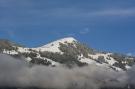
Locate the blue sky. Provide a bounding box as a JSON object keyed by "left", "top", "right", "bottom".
{"left": 0, "top": 0, "right": 135, "bottom": 55}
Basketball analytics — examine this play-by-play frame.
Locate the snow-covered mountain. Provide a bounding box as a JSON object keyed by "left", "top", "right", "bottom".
{"left": 0, "top": 37, "right": 135, "bottom": 71}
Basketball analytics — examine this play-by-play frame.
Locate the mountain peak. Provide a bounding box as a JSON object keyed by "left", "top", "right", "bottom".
{"left": 36, "top": 37, "right": 77, "bottom": 53}
{"left": 59, "top": 37, "right": 77, "bottom": 42}
{"left": 41, "top": 37, "right": 77, "bottom": 47}
{"left": 54, "top": 37, "right": 77, "bottom": 44}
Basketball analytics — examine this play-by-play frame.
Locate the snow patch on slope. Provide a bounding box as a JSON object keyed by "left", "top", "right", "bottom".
{"left": 3, "top": 49, "right": 18, "bottom": 55}
{"left": 89, "top": 53, "right": 117, "bottom": 65}
{"left": 36, "top": 53, "right": 60, "bottom": 66}
{"left": 18, "top": 47, "right": 31, "bottom": 53}
{"left": 80, "top": 57, "right": 96, "bottom": 64}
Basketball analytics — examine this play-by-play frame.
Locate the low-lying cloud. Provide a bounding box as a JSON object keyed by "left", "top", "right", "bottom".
{"left": 0, "top": 54, "right": 134, "bottom": 89}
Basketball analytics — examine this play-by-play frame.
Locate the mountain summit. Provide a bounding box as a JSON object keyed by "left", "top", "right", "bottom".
{"left": 0, "top": 37, "right": 135, "bottom": 71}
{"left": 36, "top": 37, "right": 77, "bottom": 53}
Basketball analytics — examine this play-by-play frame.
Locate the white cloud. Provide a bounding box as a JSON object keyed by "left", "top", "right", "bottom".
{"left": 127, "top": 53, "right": 132, "bottom": 56}
{"left": 80, "top": 28, "right": 90, "bottom": 34}
{"left": 90, "top": 8, "right": 135, "bottom": 17}
{"left": 45, "top": 8, "right": 135, "bottom": 18}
